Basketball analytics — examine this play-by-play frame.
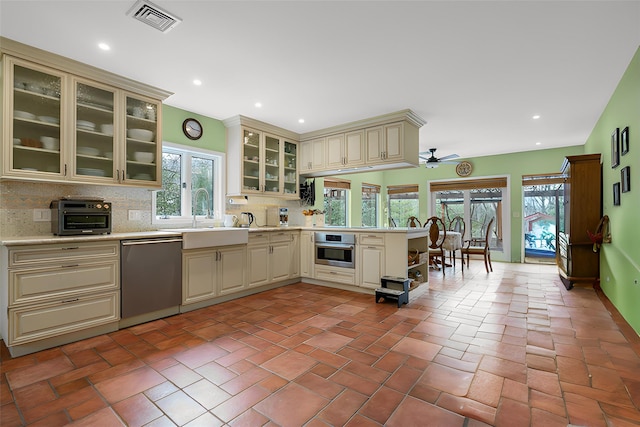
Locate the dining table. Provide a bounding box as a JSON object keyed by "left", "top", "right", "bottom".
{"left": 441, "top": 231, "right": 463, "bottom": 269}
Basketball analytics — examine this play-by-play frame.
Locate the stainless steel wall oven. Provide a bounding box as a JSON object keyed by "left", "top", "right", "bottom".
{"left": 314, "top": 232, "right": 356, "bottom": 268}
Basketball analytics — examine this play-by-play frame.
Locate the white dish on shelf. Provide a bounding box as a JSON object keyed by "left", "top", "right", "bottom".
{"left": 14, "top": 110, "right": 36, "bottom": 120}
{"left": 38, "top": 116, "right": 60, "bottom": 125}
{"left": 21, "top": 167, "right": 38, "bottom": 171}
{"left": 133, "top": 151, "right": 154, "bottom": 163}
{"left": 133, "top": 173, "right": 152, "bottom": 180}
{"left": 40, "top": 136, "right": 60, "bottom": 150}
{"left": 13, "top": 138, "right": 21, "bottom": 146}
{"left": 100, "top": 124, "right": 113, "bottom": 135}
{"left": 127, "top": 128, "right": 154, "bottom": 141}
{"left": 77, "top": 146, "right": 101, "bottom": 156}
{"left": 104, "top": 151, "right": 113, "bottom": 159}
{"left": 76, "top": 120, "right": 96, "bottom": 131}
{"left": 77, "top": 168, "right": 106, "bottom": 177}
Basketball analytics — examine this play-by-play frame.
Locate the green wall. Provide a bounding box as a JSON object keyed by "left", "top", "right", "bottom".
{"left": 585, "top": 47, "right": 640, "bottom": 335}
{"left": 162, "top": 105, "right": 226, "bottom": 152}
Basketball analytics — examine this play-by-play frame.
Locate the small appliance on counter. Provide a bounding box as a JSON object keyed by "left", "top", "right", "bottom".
{"left": 266, "top": 207, "right": 289, "bottom": 226}
{"left": 50, "top": 197, "right": 111, "bottom": 235}
{"left": 239, "top": 212, "right": 255, "bottom": 228}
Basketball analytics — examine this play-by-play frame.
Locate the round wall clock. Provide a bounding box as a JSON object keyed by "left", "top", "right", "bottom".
{"left": 182, "top": 118, "right": 203, "bottom": 140}
{"left": 456, "top": 161, "right": 473, "bottom": 177}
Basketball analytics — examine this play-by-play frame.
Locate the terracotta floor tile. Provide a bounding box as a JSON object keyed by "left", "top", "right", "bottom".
{"left": 112, "top": 393, "right": 163, "bottom": 427}
{"left": 67, "top": 407, "right": 124, "bottom": 426}
{"left": 386, "top": 395, "right": 465, "bottom": 427}
{"left": 254, "top": 383, "right": 328, "bottom": 427}
{"left": 6, "top": 356, "right": 74, "bottom": 390}
{"left": 211, "top": 384, "right": 271, "bottom": 422}
{"left": 261, "top": 350, "right": 316, "bottom": 380}
{"left": 155, "top": 390, "right": 206, "bottom": 425}
{"left": 4, "top": 263, "right": 640, "bottom": 426}
{"left": 358, "top": 386, "right": 405, "bottom": 424}
{"left": 160, "top": 362, "right": 203, "bottom": 388}
{"left": 94, "top": 367, "right": 166, "bottom": 404}
{"left": 392, "top": 336, "right": 442, "bottom": 361}
{"left": 319, "top": 389, "right": 368, "bottom": 426}
{"left": 437, "top": 393, "right": 496, "bottom": 425}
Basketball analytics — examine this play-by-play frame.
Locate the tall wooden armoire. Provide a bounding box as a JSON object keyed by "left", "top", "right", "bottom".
{"left": 556, "top": 153, "right": 602, "bottom": 289}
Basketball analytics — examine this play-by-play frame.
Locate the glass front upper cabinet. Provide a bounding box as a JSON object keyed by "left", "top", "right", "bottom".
{"left": 242, "top": 129, "right": 262, "bottom": 193}
{"left": 10, "top": 61, "right": 64, "bottom": 176}
{"left": 74, "top": 80, "right": 116, "bottom": 180}
{"left": 125, "top": 94, "right": 160, "bottom": 183}
{"left": 283, "top": 140, "right": 297, "bottom": 196}
{"left": 264, "top": 134, "right": 281, "bottom": 194}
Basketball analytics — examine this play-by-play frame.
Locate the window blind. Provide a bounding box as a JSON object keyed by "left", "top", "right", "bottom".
{"left": 429, "top": 177, "right": 507, "bottom": 192}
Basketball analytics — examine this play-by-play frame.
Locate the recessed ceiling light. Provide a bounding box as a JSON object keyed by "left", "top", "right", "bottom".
{"left": 98, "top": 42, "right": 110, "bottom": 51}
{"left": 193, "top": 79, "right": 202, "bottom": 86}
{"left": 536, "top": 142, "right": 542, "bottom": 146}
{"left": 298, "top": 119, "right": 305, "bottom": 124}
{"left": 532, "top": 115, "right": 541, "bottom": 120}
{"left": 254, "top": 102, "right": 262, "bottom": 108}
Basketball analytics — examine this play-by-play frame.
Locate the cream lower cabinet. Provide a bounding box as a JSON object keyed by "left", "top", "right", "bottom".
{"left": 300, "top": 231, "right": 314, "bottom": 278}
{"left": 2, "top": 241, "right": 120, "bottom": 349}
{"left": 182, "top": 245, "right": 247, "bottom": 303}
{"left": 357, "top": 233, "right": 386, "bottom": 289}
{"left": 247, "top": 231, "right": 293, "bottom": 288}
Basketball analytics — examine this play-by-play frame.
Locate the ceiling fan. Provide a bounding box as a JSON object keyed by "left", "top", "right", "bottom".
{"left": 419, "top": 148, "right": 460, "bottom": 168}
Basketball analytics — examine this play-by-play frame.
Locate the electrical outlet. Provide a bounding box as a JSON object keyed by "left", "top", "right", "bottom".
{"left": 33, "top": 209, "right": 51, "bottom": 222}
{"left": 128, "top": 210, "right": 141, "bottom": 221}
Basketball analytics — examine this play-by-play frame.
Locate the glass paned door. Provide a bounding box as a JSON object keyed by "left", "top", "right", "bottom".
{"left": 264, "top": 134, "right": 280, "bottom": 194}
{"left": 283, "top": 141, "right": 297, "bottom": 196}
{"left": 523, "top": 183, "right": 563, "bottom": 263}
{"left": 11, "top": 63, "right": 63, "bottom": 175}
{"left": 125, "top": 95, "right": 158, "bottom": 182}
{"left": 75, "top": 81, "right": 115, "bottom": 179}
{"left": 242, "top": 129, "right": 261, "bottom": 192}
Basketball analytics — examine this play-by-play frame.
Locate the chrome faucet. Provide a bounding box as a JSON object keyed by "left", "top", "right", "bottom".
{"left": 192, "top": 188, "right": 211, "bottom": 228}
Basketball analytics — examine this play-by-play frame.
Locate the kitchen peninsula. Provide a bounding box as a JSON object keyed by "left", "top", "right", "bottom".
{"left": 0, "top": 226, "right": 428, "bottom": 357}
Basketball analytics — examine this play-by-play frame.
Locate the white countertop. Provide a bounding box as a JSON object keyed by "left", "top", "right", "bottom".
{"left": 1, "top": 226, "right": 416, "bottom": 246}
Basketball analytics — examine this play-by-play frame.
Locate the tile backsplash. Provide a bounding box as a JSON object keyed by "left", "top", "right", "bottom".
{"left": 0, "top": 181, "right": 311, "bottom": 238}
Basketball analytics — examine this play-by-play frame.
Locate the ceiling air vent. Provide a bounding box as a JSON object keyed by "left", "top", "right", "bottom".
{"left": 127, "top": 0, "right": 182, "bottom": 33}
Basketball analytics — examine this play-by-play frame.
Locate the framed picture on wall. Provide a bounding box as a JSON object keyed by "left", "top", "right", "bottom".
{"left": 621, "top": 166, "right": 631, "bottom": 193}
{"left": 611, "top": 128, "right": 620, "bottom": 168}
{"left": 613, "top": 182, "right": 621, "bottom": 206}
{"left": 621, "top": 126, "right": 629, "bottom": 155}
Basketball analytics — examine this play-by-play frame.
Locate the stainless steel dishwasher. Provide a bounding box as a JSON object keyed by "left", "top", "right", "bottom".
{"left": 120, "top": 237, "right": 183, "bottom": 326}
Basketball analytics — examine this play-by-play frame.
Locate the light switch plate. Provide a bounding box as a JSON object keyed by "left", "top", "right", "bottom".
{"left": 33, "top": 209, "right": 51, "bottom": 222}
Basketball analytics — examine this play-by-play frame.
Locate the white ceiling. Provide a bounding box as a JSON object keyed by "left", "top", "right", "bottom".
{"left": 1, "top": 1, "right": 639, "bottom": 161}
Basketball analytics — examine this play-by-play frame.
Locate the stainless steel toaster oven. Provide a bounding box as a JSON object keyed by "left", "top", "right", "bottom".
{"left": 50, "top": 198, "right": 112, "bottom": 235}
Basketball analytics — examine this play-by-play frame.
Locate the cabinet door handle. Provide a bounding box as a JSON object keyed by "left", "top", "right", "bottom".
{"left": 122, "top": 170, "right": 126, "bottom": 181}
{"left": 61, "top": 298, "right": 80, "bottom": 304}
{"left": 61, "top": 264, "right": 79, "bottom": 268}
{"left": 62, "top": 247, "right": 80, "bottom": 250}
{"left": 64, "top": 164, "right": 68, "bottom": 176}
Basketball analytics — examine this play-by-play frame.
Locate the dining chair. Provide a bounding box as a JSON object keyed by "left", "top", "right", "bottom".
{"left": 461, "top": 217, "right": 495, "bottom": 273}
{"left": 406, "top": 216, "right": 421, "bottom": 228}
{"left": 388, "top": 217, "right": 397, "bottom": 228}
{"left": 423, "top": 216, "right": 446, "bottom": 275}
{"left": 448, "top": 216, "right": 465, "bottom": 269}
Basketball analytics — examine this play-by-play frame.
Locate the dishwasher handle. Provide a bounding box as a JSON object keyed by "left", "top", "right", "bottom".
{"left": 121, "top": 238, "right": 183, "bottom": 246}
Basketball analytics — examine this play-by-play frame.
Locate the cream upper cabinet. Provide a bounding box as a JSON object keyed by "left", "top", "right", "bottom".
{"left": 1, "top": 40, "right": 170, "bottom": 187}
{"left": 366, "top": 123, "right": 405, "bottom": 165}
{"left": 300, "top": 137, "right": 326, "bottom": 172}
{"left": 224, "top": 116, "right": 299, "bottom": 199}
{"left": 298, "top": 110, "right": 425, "bottom": 177}
{"left": 326, "top": 131, "right": 365, "bottom": 169}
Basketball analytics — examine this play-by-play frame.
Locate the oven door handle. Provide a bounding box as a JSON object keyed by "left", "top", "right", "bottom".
{"left": 315, "top": 243, "right": 354, "bottom": 250}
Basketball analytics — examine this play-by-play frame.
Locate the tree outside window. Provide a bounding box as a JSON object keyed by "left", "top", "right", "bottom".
{"left": 388, "top": 184, "right": 419, "bottom": 227}
{"left": 154, "top": 145, "right": 223, "bottom": 223}
{"left": 323, "top": 178, "right": 350, "bottom": 226}
{"left": 362, "top": 183, "right": 380, "bottom": 227}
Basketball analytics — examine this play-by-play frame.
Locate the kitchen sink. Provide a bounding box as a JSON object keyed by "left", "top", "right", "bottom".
{"left": 165, "top": 228, "right": 249, "bottom": 249}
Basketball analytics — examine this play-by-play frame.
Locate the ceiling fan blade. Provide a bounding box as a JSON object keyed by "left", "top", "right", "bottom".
{"left": 438, "top": 154, "right": 460, "bottom": 161}
{"left": 439, "top": 160, "right": 460, "bottom": 165}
